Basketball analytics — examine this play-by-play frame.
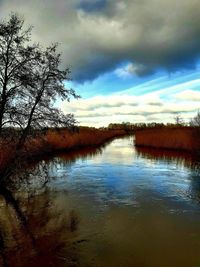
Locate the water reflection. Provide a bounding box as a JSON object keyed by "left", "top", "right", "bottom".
{"left": 0, "top": 187, "right": 89, "bottom": 267}
{"left": 0, "top": 136, "right": 200, "bottom": 266}
{"left": 0, "top": 146, "right": 104, "bottom": 267}
{"left": 136, "top": 146, "right": 200, "bottom": 171}
{"left": 0, "top": 143, "right": 109, "bottom": 267}
{"left": 136, "top": 146, "right": 200, "bottom": 204}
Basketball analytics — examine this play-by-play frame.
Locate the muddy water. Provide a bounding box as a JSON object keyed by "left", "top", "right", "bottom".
{"left": 0, "top": 136, "right": 200, "bottom": 267}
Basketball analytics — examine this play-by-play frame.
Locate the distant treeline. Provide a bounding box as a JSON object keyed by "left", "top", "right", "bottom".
{"left": 107, "top": 122, "right": 183, "bottom": 131}
{"left": 107, "top": 111, "right": 200, "bottom": 131}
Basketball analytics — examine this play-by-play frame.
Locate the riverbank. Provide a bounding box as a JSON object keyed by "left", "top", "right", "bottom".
{"left": 0, "top": 127, "right": 127, "bottom": 172}
{"left": 135, "top": 127, "right": 200, "bottom": 152}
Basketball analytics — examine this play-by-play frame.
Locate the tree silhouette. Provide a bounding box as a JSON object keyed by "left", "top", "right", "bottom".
{"left": 0, "top": 14, "right": 39, "bottom": 135}
{"left": 0, "top": 13, "right": 78, "bottom": 144}
{"left": 190, "top": 111, "right": 200, "bottom": 127}
{"left": 174, "top": 113, "right": 184, "bottom": 126}
{"left": 15, "top": 43, "right": 78, "bottom": 147}
{"left": 0, "top": 14, "right": 79, "bottom": 181}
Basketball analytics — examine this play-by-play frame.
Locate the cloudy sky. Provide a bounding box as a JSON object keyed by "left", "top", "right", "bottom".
{"left": 1, "top": 0, "right": 200, "bottom": 126}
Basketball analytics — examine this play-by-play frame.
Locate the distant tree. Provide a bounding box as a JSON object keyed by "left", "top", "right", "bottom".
{"left": 121, "top": 121, "right": 131, "bottom": 131}
{"left": 190, "top": 111, "right": 200, "bottom": 127}
{"left": 174, "top": 113, "right": 184, "bottom": 126}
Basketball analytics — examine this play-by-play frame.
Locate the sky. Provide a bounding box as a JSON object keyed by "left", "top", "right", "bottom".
{"left": 0, "top": 0, "right": 200, "bottom": 127}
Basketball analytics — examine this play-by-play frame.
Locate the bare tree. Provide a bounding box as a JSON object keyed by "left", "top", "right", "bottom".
{"left": 0, "top": 14, "right": 79, "bottom": 181}
{"left": 190, "top": 111, "right": 200, "bottom": 127}
{"left": 14, "top": 43, "right": 79, "bottom": 147}
{"left": 174, "top": 113, "right": 184, "bottom": 126}
{"left": 0, "top": 14, "right": 40, "bottom": 136}
{"left": 0, "top": 14, "right": 78, "bottom": 144}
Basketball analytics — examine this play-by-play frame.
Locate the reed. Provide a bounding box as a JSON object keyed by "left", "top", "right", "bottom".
{"left": 0, "top": 128, "right": 126, "bottom": 171}
{"left": 135, "top": 127, "right": 200, "bottom": 152}
{"left": 38, "top": 128, "right": 126, "bottom": 153}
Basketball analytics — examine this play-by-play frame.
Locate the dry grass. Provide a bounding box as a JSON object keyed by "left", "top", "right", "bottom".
{"left": 135, "top": 127, "right": 200, "bottom": 152}
{"left": 0, "top": 128, "right": 126, "bottom": 171}
{"left": 37, "top": 127, "right": 126, "bottom": 153}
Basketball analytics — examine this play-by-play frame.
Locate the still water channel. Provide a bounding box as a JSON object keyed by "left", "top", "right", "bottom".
{"left": 1, "top": 136, "right": 200, "bottom": 267}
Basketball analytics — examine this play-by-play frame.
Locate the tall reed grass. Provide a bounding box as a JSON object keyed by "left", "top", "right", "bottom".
{"left": 44, "top": 128, "right": 124, "bottom": 151}
{"left": 0, "top": 128, "right": 126, "bottom": 171}
{"left": 135, "top": 127, "right": 200, "bottom": 152}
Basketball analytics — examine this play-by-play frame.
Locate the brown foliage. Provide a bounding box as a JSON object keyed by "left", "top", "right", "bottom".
{"left": 135, "top": 127, "right": 200, "bottom": 151}
{"left": 0, "top": 128, "right": 126, "bottom": 172}
{"left": 44, "top": 128, "right": 125, "bottom": 151}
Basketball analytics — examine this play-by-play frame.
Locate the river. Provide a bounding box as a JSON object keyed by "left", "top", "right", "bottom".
{"left": 0, "top": 136, "right": 200, "bottom": 267}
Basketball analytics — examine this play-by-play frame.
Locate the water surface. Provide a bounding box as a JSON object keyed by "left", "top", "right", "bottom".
{"left": 1, "top": 136, "right": 200, "bottom": 267}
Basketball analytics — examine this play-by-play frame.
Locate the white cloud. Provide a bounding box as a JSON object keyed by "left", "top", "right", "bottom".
{"left": 61, "top": 95, "right": 138, "bottom": 112}
{"left": 175, "top": 89, "right": 200, "bottom": 101}
{"left": 60, "top": 91, "right": 200, "bottom": 126}
{"left": 115, "top": 63, "right": 153, "bottom": 78}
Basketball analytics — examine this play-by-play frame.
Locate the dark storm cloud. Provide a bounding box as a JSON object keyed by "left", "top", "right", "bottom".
{"left": 1, "top": 0, "right": 200, "bottom": 82}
